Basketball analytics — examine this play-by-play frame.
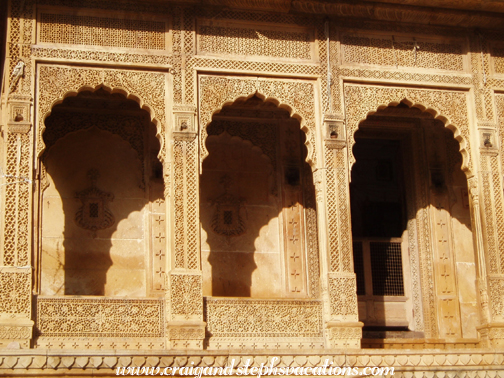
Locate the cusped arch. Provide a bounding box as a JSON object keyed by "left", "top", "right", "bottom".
{"left": 39, "top": 84, "right": 165, "bottom": 162}
{"left": 198, "top": 75, "right": 318, "bottom": 169}
{"left": 344, "top": 84, "right": 473, "bottom": 177}
{"left": 37, "top": 65, "right": 167, "bottom": 162}
{"left": 200, "top": 91, "right": 315, "bottom": 167}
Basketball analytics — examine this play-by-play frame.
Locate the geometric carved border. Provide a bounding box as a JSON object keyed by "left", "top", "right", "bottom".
{"left": 198, "top": 75, "right": 318, "bottom": 167}
{"left": 36, "top": 64, "right": 167, "bottom": 161}
{"left": 344, "top": 84, "right": 473, "bottom": 174}
{"left": 36, "top": 298, "right": 164, "bottom": 338}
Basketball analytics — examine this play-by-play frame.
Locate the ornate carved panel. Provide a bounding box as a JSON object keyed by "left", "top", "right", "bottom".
{"left": 205, "top": 298, "right": 323, "bottom": 338}
{"left": 328, "top": 274, "right": 358, "bottom": 319}
{"left": 36, "top": 298, "right": 164, "bottom": 338}
{"left": 341, "top": 34, "right": 466, "bottom": 72}
{"left": 38, "top": 10, "right": 169, "bottom": 50}
{"left": 0, "top": 271, "right": 31, "bottom": 316}
{"left": 169, "top": 274, "right": 203, "bottom": 320}
{"left": 197, "top": 19, "right": 314, "bottom": 61}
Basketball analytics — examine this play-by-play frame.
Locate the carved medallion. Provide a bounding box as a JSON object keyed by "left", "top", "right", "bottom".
{"left": 75, "top": 169, "right": 115, "bottom": 237}
{"left": 210, "top": 175, "right": 245, "bottom": 237}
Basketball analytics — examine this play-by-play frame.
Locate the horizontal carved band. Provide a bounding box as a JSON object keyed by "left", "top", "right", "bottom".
{"left": 206, "top": 298, "right": 323, "bottom": 338}
{"left": 37, "top": 298, "right": 164, "bottom": 338}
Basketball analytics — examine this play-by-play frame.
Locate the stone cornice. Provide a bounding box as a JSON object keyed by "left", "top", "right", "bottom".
{"left": 290, "top": 1, "right": 504, "bottom": 30}
{"left": 1, "top": 349, "right": 504, "bottom": 373}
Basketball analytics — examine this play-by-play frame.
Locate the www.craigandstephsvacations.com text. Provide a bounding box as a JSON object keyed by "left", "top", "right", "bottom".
{"left": 115, "top": 358, "right": 395, "bottom": 377}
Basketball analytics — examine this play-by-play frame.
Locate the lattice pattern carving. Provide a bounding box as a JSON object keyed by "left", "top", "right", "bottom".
{"left": 342, "top": 35, "right": 464, "bottom": 71}
{"left": 37, "top": 65, "right": 166, "bottom": 160}
{"left": 0, "top": 271, "right": 31, "bottom": 316}
{"left": 37, "top": 298, "right": 164, "bottom": 337}
{"left": 39, "top": 12, "right": 166, "bottom": 50}
{"left": 325, "top": 148, "right": 339, "bottom": 272}
{"left": 344, "top": 84, "right": 472, "bottom": 173}
{"left": 206, "top": 298, "right": 323, "bottom": 337}
{"left": 199, "top": 76, "right": 317, "bottom": 166}
{"left": 3, "top": 132, "right": 30, "bottom": 266}
{"left": 173, "top": 137, "right": 199, "bottom": 270}
{"left": 170, "top": 274, "right": 203, "bottom": 317}
{"left": 198, "top": 22, "right": 313, "bottom": 60}
{"left": 328, "top": 275, "right": 358, "bottom": 318}
{"left": 489, "top": 278, "right": 504, "bottom": 320}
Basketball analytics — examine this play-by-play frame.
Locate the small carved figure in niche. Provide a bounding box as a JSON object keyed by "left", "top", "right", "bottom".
{"left": 75, "top": 169, "right": 115, "bottom": 238}
{"left": 483, "top": 132, "right": 493, "bottom": 148}
{"left": 210, "top": 174, "right": 246, "bottom": 239}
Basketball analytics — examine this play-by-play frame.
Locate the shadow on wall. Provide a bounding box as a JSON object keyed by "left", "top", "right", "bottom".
{"left": 40, "top": 89, "right": 163, "bottom": 297}
{"left": 199, "top": 96, "right": 317, "bottom": 298}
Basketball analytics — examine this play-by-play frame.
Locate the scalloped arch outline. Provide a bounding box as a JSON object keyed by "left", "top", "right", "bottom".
{"left": 38, "top": 84, "right": 165, "bottom": 162}
{"left": 198, "top": 76, "right": 318, "bottom": 169}
{"left": 344, "top": 85, "right": 473, "bottom": 178}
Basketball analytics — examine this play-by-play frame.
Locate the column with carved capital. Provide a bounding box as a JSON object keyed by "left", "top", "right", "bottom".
{"left": 0, "top": 0, "right": 36, "bottom": 349}
{"left": 166, "top": 109, "right": 205, "bottom": 350}
{"left": 0, "top": 94, "right": 35, "bottom": 349}
{"left": 321, "top": 116, "right": 363, "bottom": 348}
{"left": 474, "top": 133, "right": 504, "bottom": 347}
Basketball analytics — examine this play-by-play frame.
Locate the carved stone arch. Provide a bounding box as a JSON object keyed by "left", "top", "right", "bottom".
{"left": 36, "top": 65, "right": 167, "bottom": 162}
{"left": 198, "top": 75, "right": 318, "bottom": 168}
{"left": 344, "top": 84, "right": 473, "bottom": 176}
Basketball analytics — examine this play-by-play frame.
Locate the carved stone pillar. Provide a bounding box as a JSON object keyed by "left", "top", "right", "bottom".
{"left": 474, "top": 133, "right": 504, "bottom": 347}
{"left": 0, "top": 95, "right": 34, "bottom": 349}
{"left": 167, "top": 122, "right": 205, "bottom": 350}
{"left": 321, "top": 116, "right": 363, "bottom": 348}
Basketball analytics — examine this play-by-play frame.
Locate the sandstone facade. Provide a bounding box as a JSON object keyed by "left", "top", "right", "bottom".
{"left": 1, "top": 0, "right": 504, "bottom": 376}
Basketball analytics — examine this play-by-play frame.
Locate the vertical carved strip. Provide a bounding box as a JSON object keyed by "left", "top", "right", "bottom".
{"left": 173, "top": 140, "right": 185, "bottom": 268}
{"left": 172, "top": 7, "right": 183, "bottom": 105}
{"left": 186, "top": 140, "right": 199, "bottom": 270}
{"left": 490, "top": 156, "right": 504, "bottom": 272}
{"left": 325, "top": 147, "right": 339, "bottom": 272}
{"left": 183, "top": 8, "right": 195, "bottom": 106}
{"left": 335, "top": 148, "right": 352, "bottom": 272}
{"left": 481, "top": 155, "right": 499, "bottom": 274}
{"left": 304, "top": 166, "right": 320, "bottom": 298}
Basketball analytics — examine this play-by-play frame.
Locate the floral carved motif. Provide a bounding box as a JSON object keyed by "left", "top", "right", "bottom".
{"left": 37, "top": 298, "right": 164, "bottom": 338}
{"left": 206, "top": 298, "right": 323, "bottom": 338}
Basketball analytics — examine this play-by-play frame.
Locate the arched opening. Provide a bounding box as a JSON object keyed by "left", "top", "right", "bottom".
{"left": 38, "top": 88, "right": 164, "bottom": 297}
{"left": 350, "top": 102, "right": 478, "bottom": 345}
{"left": 200, "top": 95, "right": 319, "bottom": 298}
